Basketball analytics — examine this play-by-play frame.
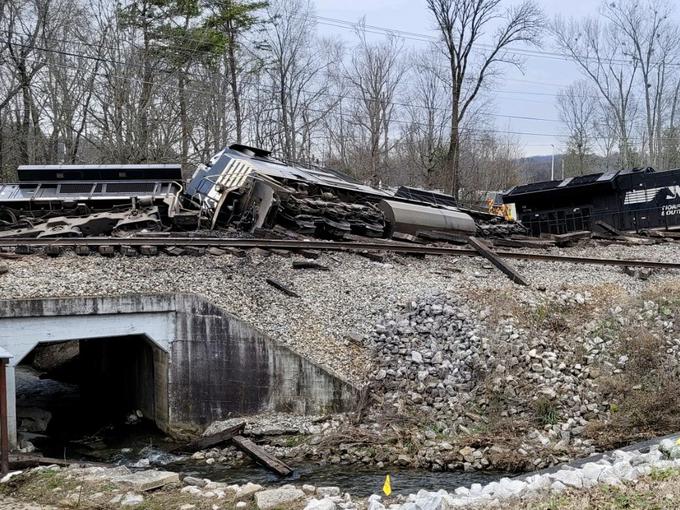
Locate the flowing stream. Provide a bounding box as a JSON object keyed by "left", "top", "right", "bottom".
{"left": 16, "top": 366, "right": 504, "bottom": 497}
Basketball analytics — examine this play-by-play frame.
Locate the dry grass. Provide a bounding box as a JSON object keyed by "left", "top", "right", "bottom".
{"left": 0, "top": 469, "right": 249, "bottom": 510}
{"left": 586, "top": 324, "right": 680, "bottom": 450}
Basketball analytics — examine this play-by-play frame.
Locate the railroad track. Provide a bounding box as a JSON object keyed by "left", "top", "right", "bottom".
{"left": 0, "top": 236, "right": 678, "bottom": 270}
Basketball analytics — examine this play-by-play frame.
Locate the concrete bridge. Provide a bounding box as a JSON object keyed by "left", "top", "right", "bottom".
{"left": 0, "top": 294, "right": 356, "bottom": 448}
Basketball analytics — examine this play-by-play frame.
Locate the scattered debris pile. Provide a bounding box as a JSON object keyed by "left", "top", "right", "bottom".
{"left": 276, "top": 195, "right": 385, "bottom": 239}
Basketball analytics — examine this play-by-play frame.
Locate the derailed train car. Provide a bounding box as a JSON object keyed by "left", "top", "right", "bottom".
{"left": 501, "top": 167, "right": 680, "bottom": 236}
{"left": 184, "top": 144, "right": 477, "bottom": 239}
{"left": 0, "top": 163, "right": 184, "bottom": 237}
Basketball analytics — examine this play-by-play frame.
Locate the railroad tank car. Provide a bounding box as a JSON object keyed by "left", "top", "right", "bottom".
{"left": 378, "top": 199, "right": 477, "bottom": 236}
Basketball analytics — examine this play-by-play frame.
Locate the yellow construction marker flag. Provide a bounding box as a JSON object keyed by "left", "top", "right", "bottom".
{"left": 383, "top": 474, "right": 392, "bottom": 496}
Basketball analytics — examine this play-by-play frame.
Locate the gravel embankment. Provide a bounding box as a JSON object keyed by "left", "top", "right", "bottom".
{"left": 1, "top": 242, "right": 680, "bottom": 385}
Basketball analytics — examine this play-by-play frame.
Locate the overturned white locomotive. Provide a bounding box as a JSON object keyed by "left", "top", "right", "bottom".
{"left": 184, "top": 144, "right": 477, "bottom": 239}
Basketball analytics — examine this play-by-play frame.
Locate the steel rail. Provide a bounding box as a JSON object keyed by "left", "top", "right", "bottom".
{"left": 0, "top": 236, "right": 678, "bottom": 270}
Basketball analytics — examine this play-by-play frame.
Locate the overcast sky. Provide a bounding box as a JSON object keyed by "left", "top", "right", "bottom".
{"left": 310, "top": 0, "right": 607, "bottom": 158}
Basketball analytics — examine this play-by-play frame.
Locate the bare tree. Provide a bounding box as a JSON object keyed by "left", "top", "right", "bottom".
{"left": 602, "top": 0, "right": 680, "bottom": 168}
{"left": 263, "top": 0, "right": 321, "bottom": 160}
{"left": 592, "top": 101, "right": 619, "bottom": 171}
{"left": 400, "top": 47, "right": 450, "bottom": 188}
{"left": 556, "top": 81, "right": 597, "bottom": 175}
{"left": 553, "top": 15, "right": 639, "bottom": 167}
{"left": 426, "top": 0, "right": 543, "bottom": 197}
{"left": 345, "top": 22, "right": 405, "bottom": 185}
{"left": 5, "top": 0, "right": 50, "bottom": 164}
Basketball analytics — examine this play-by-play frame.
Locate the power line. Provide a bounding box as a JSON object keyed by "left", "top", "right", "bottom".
{"left": 4, "top": 37, "right": 678, "bottom": 145}
{"left": 311, "top": 15, "right": 680, "bottom": 68}
{"left": 5, "top": 34, "right": 571, "bottom": 112}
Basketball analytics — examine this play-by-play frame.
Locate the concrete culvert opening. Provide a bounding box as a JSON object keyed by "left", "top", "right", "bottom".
{"left": 15, "top": 334, "right": 169, "bottom": 457}
{"left": 1, "top": 294, "right": 357, "bottom": 458}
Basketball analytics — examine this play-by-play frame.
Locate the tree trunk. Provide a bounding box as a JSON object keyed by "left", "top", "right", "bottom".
{"left": 280, "top": 75, "right": 291, "bottom": 159}
{"left": 138, "top": 7, "right": 153, "bottom": 163}
{"left": 179, "top": 71, "right": 189, "bottom": 172}
{"left": 19, "top": 77, "right": 31, "bottom": 164}
{"left": 448, "top": 86, "right": 460, "bottom": 199}
{"left": 226, "top": 22, "right": 242, "bottom": 144}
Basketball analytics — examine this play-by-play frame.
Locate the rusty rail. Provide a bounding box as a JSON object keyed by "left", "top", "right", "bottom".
{"left": 0, "top": 236, "right": 678, "bottom": 270}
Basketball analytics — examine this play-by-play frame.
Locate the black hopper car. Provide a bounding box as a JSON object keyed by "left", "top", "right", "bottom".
{"left": 501, "top": 167, "right": 680, "bottom": 235}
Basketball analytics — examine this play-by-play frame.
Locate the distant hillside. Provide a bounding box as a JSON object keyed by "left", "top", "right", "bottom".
{"left": 517, "top": 155, "right": 558, "bottom": 184}
{"left": 516, "top": 154, "right": 612, "bottom": 185}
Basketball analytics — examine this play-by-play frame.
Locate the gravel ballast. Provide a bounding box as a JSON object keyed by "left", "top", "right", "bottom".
{"left": 1, "top": 242, "right": 680, "bottom": 385}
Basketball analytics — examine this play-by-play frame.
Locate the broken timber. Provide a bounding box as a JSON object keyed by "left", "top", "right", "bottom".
{"left": 9, "top": 454, "right": 112, "bottom": 469}
{"left": 595, "top": 221, "right": 623, "bottom": 237}
{"left": 553, "top": 231, "right": 591, "bottom": 247}
{"left": 357, "top": 251, "right": 385, "bottom": 262}
{"left": 170, "top": 422, "right": 246, "bottom": 453}
{"left": 416, "top": 230, "right": 469, "bottom": 245}
{"left": 292, "top": 260, "right": 329, "bottom": 271}
{"left": 266, "top": 278, "right": 300, "bottom": 297}
{"left": 468, "top": 237, "right": 529, "bottom": 286}
{"left": 491, "top": 238, "right": 555, "bottom": 249}
{"left": 231, "top": 435, "right": 293, "bottom": 477}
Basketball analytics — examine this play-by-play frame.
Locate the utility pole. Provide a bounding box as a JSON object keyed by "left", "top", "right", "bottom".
{"left": 551, "top": 144, "right": 555, "bottom": 180}
{"left": 0, "top": 347, "right": 11, "bottom": 476}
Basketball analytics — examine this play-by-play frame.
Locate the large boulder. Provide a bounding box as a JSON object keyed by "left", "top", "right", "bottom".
{"left": 255, "top": 487, "right": 305, "bottom": 510}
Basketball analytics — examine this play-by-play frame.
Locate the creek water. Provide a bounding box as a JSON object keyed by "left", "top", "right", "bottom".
{"left": 173, "top": 462, "right": 502, "bottom": 497}
{"left": 16, "top": 367, "right": 504, "bottom": 497}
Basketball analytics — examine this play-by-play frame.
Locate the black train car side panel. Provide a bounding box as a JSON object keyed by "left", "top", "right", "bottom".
{"left": 502, "top": 168, "right": 680, "bottom": 235}
{"left": 617, "top": 168, "right": 680, "bottom": 230}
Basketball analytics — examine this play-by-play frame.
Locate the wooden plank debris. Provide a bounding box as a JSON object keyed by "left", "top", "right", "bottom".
{"left": 294, "top": 249, "right": 320, "bottom": 259}
{"left": 140, "top": 245, "right": 158, "bottom": 256}
{"left": 163, "top": 246, "right": 185, "bottom": 256}
{"left": 491, "top": 238, "right": 555, "bottom": 249}
{"left": 357, "top": 251, "right": 385, "bottom": 262}
{"left": 171, "top": 422, "right": 246, "bottom": 453}
{"left": 391, "top": 232, "right": 424, "bottom": 244}
{"left": 416, "top": 230, "right": 469, "bottom": 245}
{"left": 207, "top": 247, "right": 227, "bottom": 256}
{"left": 595, "top": 221, "right": 624, "bottom": 237}
{"left": 231, "top": 435, "right": 293, "bottom": 477}
{"left": 182, "top": 246, "right": 206, "bottom": 256}
{"left": 266, "top": 278, "right": 300, "bottom": 298}
{"left": 10, "top": 453, "right": 111, "bottom": 469}
{"left": 592, "top": 232, "right": 657, "bottom": 245}
{"left": 292, "top": 260, "right": 329, "bottom": 271}
{"left": 468, "top": 237, "right": 529, "bottom": 286}
{"left": 553, "top": 231, "right": 591, "bottom": 246}
{"left": 98, "top": 245, "right": 115, "bottom": 257}
{"left": 224, "top": 247, "right": 247, "bottom": 257}
{"left": 45, "top": 245, "right": 62, "bottom": 257}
